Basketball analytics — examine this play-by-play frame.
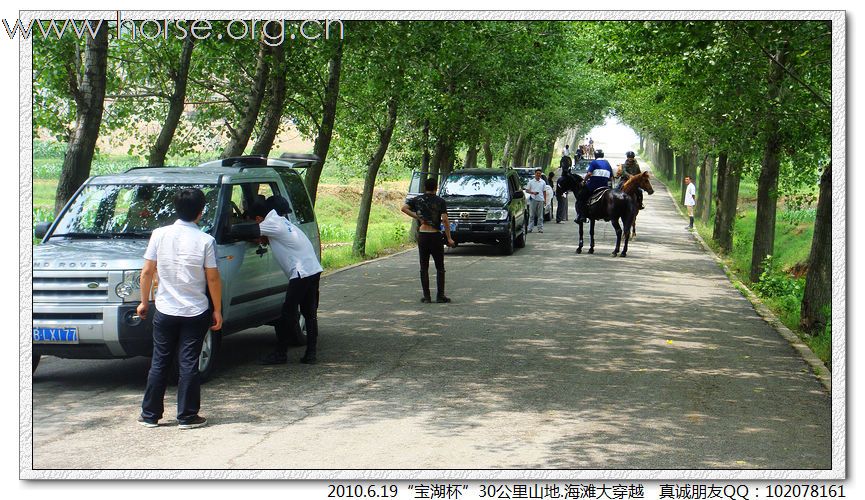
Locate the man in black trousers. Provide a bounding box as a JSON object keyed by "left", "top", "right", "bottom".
{"left": 137, "top": 188, "right": 222, "bottom": 429}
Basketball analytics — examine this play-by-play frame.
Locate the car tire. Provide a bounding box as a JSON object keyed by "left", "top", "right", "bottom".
{"left": 515, "top": 218, "right": 527, "bottom": 248}
{"left": 197, "top": 329, "right": 221, "bottom": 382}
{"left": 499, "top": 222, "right": 515, "bottom": 255}
{"left": 32, "top": 354, "right": 41, "bottom": 374}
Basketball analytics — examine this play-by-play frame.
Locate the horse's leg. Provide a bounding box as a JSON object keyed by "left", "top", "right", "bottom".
{"left": 611, "top": 218, "right": 622, "bottom": 256}
{"left": 631, "top": 211, "right": 637, "bottom": 239}
{"left": 576, "top": 221, "right": 584, "bottom": 254}
{"left": 621, "top": 215, "right": 631, "bottom": 257}
{"left": 588, "top": 219, "right": 595, "bottom": 254}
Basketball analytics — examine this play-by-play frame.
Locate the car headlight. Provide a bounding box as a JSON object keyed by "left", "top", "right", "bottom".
{"left": 115, "top": 270, "right": 142, "bottom": 302}
{"left": 486, "top": 209, "right": 508, "bottom": 221}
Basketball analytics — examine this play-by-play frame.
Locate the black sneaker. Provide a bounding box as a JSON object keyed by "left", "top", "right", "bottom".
{"left": 138, "top": 415, "right": 158, "bottom": 428}
{"left": 436, "top": 296, "right": 452, "bottom": 303}
{"left": 178, "top": 415, "right": 207, "bottom": 430}
{"left": 421, "top": 297, "right": 432, "bottom": 303}
{"left": 259, "top": 351, "right": 288, "bottom": 365}
{"left": 300, "top": 354, "right": 317, "bottom": 364}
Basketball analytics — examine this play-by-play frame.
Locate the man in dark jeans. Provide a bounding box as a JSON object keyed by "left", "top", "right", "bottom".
{"left": 401, "top": 177, "right": 456, "bottom": 303}
{"left": 137, "top": 188, "right": 223, "bottom": 429}
{"left": 253, "top": 196, "right": 324, "bottom": 365}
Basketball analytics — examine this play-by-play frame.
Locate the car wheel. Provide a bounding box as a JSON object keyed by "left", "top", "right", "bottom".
{"left": 515, "top": 218, "right": 526, "bottom": 248}
{"left": 32, "top": 354, "right": 41, "bottom": 374}
{"left": 197, "top": 329, "right": 221, "bottom": 382}
{"left": 499, "top": 222, "right": 515, "bottom": 255}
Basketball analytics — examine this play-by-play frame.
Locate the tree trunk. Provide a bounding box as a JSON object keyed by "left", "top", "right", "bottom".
{"left": 674, "top": 153, "right": 684, "bottom": 195}
{"left": 222, "top": 42, "right": 270, "bottom": 158}
{"left": 712, "top": 152, "right": 740, "bottom": 254}
{"left": 463, "top": 143, "right": 478, "bottom": 168}
{"left": 696, "top": 153, "right": 714, "bottom": 223}
{"left": 54, "top": 22, "right": 109, "bottom": 215}
{"left": 750, "top": 44, "right": 789, "bottom": 283}
{"left": 250, "top": 35, "right": 287, "bottom": 156}
{"left": 352, "top": 97, "right": 398, "bottom": 258}
{"left": 304, "top": 40, "right": 343, "bottom": 206}
{"left": 800, "top": 163, "right": 832, "bottom": 334}
{"left": 483, "top": 138, "right": 493, "bottom": 168}
{"left": 663, "top": 142, "right": 675, "bottom": 180}
{"left": 421, "top": 119, "right": 431, "bottom": 173}
{"left": 501, "top": 134, "right": 513, "bottom": 166}
{"left": 511, "top": 134, "right": 526, "bottom": 167}
{"left": 148, "top": 36, "right": 194, "bottom": 167}
{"left": 430, "top": 137, "right": 447, "bottom": 177}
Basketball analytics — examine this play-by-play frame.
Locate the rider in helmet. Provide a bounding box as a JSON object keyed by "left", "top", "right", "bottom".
{"left": 619, "top": 151, "right": 644, "bottom": 210}
{"left": 575, "top": 149, "right": 613, "bottom": 224}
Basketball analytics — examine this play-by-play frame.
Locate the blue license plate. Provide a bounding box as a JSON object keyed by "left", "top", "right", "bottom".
{"left": 33, "top": 327, "right": 79, "bottom": 344}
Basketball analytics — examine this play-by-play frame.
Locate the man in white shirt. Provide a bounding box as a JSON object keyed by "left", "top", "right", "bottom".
{"left": 137, "top": 188, "right": 222, "bottom": 430}
{"left": 684, "top": 175, "right": 697, "bottom": 230}
{"left": 526, "top": 169, "right": 548, "bottom": 233}
{"left": 253, "top": 195, "right": 324, "bottom": 365}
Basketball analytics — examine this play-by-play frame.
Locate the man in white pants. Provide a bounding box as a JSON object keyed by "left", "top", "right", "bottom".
{"left": 526, "top": 169, "right": 548, "bottom": 233}
{"left": 684, "top": 176, "right": 697, "bottom": 230}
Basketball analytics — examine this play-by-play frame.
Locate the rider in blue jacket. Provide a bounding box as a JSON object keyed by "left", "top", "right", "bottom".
{"left": 576, "top": 149, "right": 613, "bottom": 224}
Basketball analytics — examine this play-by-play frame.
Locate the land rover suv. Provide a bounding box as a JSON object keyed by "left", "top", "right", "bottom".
{"left": 32, "top": 155, "right": 321, "bottom": 380}
{"left": 439, "top": 168, "right": 528, "bottom": 255}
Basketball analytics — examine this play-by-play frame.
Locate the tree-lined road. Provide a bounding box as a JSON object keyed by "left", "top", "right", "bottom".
{"left": 31, "top": 177, "right": 831, "bottom": 470}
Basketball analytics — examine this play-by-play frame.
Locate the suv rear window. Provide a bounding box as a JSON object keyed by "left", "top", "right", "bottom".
{"left": 278, "top": 170, "right": 315, "bottom": 224}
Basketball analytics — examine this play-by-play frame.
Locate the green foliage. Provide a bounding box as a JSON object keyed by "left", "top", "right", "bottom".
{"left": 779, "top": 208, "right": 817, "bottom": 225}
{"left": 753, "top": 256, "right": 803, "bottom": 298}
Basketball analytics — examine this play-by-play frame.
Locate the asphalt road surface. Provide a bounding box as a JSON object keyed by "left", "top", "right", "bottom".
{"left": 30, "top": 179, "right": 831, "bottom": 471}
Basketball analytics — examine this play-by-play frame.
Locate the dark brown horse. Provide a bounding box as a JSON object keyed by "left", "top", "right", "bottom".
{"left": 562, "top": 171, "right": 654, "bottom": 257}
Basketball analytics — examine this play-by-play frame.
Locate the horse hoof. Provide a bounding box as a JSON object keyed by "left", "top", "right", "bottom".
{"left": 588, "top": 248, "right": 594, "bottom": 254}
{"left": 611, "top": 252, "right": 618, "bottom": 257}
{"left": 620, "top": 253, "right": 627, "bottom": 258}
{"left": 576, "top": 248, "right": 582, "bottom": 254}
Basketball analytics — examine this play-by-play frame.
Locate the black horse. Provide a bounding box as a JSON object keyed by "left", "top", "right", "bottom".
{"left": 558, "top": 171, "right": 654, "bottom": 257}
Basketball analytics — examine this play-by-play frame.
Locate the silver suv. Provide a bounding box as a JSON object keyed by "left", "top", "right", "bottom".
{"left": 32, "top": 155, "right": 321, "bottom": 380}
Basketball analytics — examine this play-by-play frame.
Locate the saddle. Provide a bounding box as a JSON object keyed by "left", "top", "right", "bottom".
{"left": 588, "top": 188, "right": 609, "bottom": 208}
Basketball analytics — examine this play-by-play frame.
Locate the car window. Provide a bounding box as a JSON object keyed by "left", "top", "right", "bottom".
{"left": 277, "top": 170, "right": 315, "bottom": 224}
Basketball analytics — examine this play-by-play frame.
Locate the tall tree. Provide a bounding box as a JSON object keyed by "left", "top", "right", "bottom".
{"left": 53, "top": 22, "right": 109, "bottom": 215}
{"left": 304, "top": 40, "right": 344, "bottom": 205}
{"left": 222, "top": 41, "right": 270, "bottom": 157}
{"left": 148, "top": 36, "right": 195, "bottom": 166}
{"left": 800, "top": 163, "right": 832, "bottom": 333}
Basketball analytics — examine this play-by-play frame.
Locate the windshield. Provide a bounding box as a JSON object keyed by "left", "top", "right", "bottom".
{"left": 440, "top": 174, "right": 508, "bottom": 199}
{"left": 51, "top": 183, "right": 219, "bottom": 239}
{"left": 515, "top": 170, "right": 534, "bottom": 187}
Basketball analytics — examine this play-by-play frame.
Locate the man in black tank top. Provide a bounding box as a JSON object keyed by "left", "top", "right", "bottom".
{"left": 401, "top": 177, "right": 456, "bottom": 303}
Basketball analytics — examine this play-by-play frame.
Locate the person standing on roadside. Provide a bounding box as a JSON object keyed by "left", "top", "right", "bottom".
{"left": 684, "top": 176, "right": 697, "bottom": 230}
{"left": 253, "top": 195, "right": 324, "bottom": 365}
{"left": 137, "top": 188, "right": 222, "bottom": 430}
{"left": 526, "top": 168, "right": 547, "bottom": 233}
{"left": 402, "top": 177, "right": 455, "bottom": 303}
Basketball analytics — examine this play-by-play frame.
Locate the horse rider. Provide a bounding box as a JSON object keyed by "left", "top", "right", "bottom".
{"left": 618, "top": 151, "right": 644, "bottom": 210}
{"left": 575, "top": 149, "right": 613, "bottom": 224}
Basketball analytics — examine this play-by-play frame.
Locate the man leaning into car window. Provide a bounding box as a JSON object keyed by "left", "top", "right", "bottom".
{"left": 136, "top": 188, "right": 223, "bottom": 430}
{"left": 252, "top": 195, "right": 324, "bottom": 365}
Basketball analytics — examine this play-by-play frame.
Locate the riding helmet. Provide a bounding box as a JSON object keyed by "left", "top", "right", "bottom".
{"left": 626, "top": 151, "right": 635, "bottom": 158}
{"left": 594, "top": 149, "right": 604, "bottom": 158}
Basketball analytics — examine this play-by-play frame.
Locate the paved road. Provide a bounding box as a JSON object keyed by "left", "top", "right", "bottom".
{"left": 31, "top": 180, "right": 831, "bottom": 470}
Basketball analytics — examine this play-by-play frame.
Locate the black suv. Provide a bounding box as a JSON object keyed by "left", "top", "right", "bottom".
{"left": 438, "top": 168, "right": 528, "bottom": 255}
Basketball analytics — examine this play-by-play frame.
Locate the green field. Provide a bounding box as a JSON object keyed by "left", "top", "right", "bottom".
{"left": 31, "top": 156, "right": 413, "bottom": 272}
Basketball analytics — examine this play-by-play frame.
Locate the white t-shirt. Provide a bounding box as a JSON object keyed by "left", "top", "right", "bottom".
{"left": 258, "top": 209, "right": 323, "bottom": 280}
{"left": 143, "top": 219, "right": 217, "bottom": 317}
{"left": 526, "top": 178, "right": 547, "bottom": 202}
{"left": 685, "top": 183, "right": 697, "bottom": 206}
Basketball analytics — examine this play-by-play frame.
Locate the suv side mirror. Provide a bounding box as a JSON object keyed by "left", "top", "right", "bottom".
{"left": 228, "top": 222, "right": 260, "bottom": 241}
{"left": 34, "top": 221, "right": 52, "bottom": 240}
{"left": 513, "top": 190, "right": 525, "bottom": 199}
